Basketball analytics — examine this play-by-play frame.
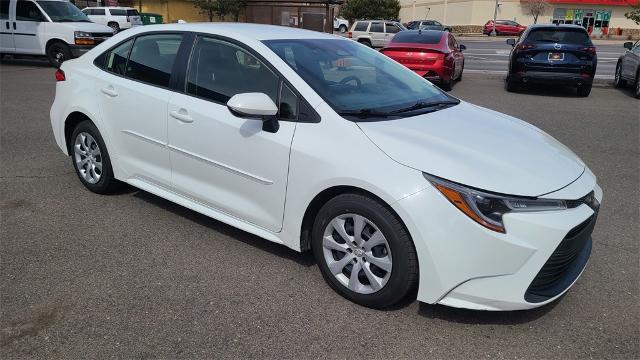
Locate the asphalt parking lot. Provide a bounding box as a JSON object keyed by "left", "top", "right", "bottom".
{"left": 1, "top": 61, "right": 638, "bottom": 359}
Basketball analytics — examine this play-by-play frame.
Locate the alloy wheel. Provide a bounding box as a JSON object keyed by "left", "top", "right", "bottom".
{"left": 322, "top": 213, "right": 392, "bottom": 294}
{"left": 74, "top": 132, "right": 103, "bottom": 184}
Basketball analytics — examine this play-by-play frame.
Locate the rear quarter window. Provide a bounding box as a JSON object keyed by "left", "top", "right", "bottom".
{"left": 526, "top": 29, "right": 591, "bottom": 45}
{"left": 353, "top": 22, "right": 368, "bottom": 32}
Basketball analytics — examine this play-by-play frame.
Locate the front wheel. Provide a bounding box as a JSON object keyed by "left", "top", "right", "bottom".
{"left": 505, "top": 76, "right": 518, "bottom": 92}
{"left": 46, "top": 42, "right": 71, "bottom": 68}
{"left": 339, "top": 24, "right": 347, "bottom": 33}
{"left": 614, "top": 62, "right": 626, "bottom": 88}
{"left": 311, "top": 194, "right": 418, "bottom": 309}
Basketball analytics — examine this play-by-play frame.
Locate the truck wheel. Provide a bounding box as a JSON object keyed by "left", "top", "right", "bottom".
{"left": 358, "top": 39, "right": 372, "bottom": 47}
{"left": 46, "top": 42, "right": 71, "bottom": 68}
{"left": 339, "top": 24, "right": 347, "bottom": 33}
{"left": 108, "top": 22, "right": 120, "bottom": 33}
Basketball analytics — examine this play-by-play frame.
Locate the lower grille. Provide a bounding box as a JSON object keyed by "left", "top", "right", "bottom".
{"left": 525, "top": 211, "right": 598, "bottom": 303}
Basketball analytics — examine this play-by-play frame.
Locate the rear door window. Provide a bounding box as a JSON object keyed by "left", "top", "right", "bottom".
{"left": 109, "top": 9, "right": 126, "bottom": 16}
{"left": 126, "top": 9, "right": 139, "bottom": 16}
{"left": 369, "top": 22, "right": 383, "bottom": 33}
{"left": 93, "top": 8, "right": 105, "bottom": 15}
{"left": 385, "top": 23, "right": 400, "bottom": 34}
{"left": 126, "top": 34, "right": 184, "bottom": 87}
{"left": 0, "top": 0, "right": 9, "bottom": 19}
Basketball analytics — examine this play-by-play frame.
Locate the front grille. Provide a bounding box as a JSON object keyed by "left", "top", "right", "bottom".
{"left": 525, "top": 210, "right": 598, "bottom": 303}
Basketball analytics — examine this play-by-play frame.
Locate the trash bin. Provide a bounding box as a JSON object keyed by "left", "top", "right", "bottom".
{"left": 140, "top": 13, "right": 163, "bottom": 25}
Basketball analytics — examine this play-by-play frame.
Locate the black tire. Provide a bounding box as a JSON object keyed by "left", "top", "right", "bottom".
{"left": 614, "top": 62, "right": 626, "bottom": 88}
{"left": 46, "top": 41, "right": 71, "bottom": 68}
{"left": 458, "top": 61, "right": 464, "bottom": 81}
{"left": 634, "top": 72, "right": 640, "bottom": 99}
{"left": 439, "top": 67, "right": 454, "bottom": 91}
{"left": 108, "top": 22, "right": 120, "bottom": 33}
{"left": 339, "top": 24, "right": 347, "bottom": 33}
{"left": 70, "top": 120, "right": 121, "bottom": 194}
{"left": 505, "top": 76, "right": 518, "bottom": 92}
{"left": 358, "top": 39, "right": 372, "bottom": 48}
{"left": 577, "top": 84, "right": 592, "bottom": 97}
{"left": 311, "top": 193, "right": 418, "bottom": 309}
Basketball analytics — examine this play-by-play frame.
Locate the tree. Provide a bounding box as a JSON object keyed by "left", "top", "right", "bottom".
{"left": 625, "top": 4, "right": 640, "bottom": 25}
{"left": 340, "top": 0, "right": 401, "bottom": 22}
{"left": 193, "top": 0, "right": 217, "bottom": 22}
{"left": 521, "top": 0, "right": 548, "bottom": 24}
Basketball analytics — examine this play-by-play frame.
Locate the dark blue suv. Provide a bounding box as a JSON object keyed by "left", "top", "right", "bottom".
{"left": 505, "top": 24, "right": 597, "bottom": 97}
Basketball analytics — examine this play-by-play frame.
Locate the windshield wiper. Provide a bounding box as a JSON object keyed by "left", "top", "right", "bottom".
{"left": 391, "top": 100, "right": 459, "bottom": 114}
{"left": 337, "top": 109, "right": 392, "bottom": 118}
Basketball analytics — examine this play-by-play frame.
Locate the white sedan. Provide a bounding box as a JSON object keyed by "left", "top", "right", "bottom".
{"left": 50, "top": 23, "right": 602, "bottom": 311}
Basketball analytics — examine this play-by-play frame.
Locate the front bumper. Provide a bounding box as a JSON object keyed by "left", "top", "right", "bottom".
{"left": 69, "top": 45, "right": 94, "bottom": 58}
{"left": 392, "top": 170, "right": 602, "bottom": 311}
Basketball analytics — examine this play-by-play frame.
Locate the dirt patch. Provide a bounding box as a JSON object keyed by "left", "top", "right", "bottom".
{"left": 0, "top": 304, "right": 64, "bottom": 347}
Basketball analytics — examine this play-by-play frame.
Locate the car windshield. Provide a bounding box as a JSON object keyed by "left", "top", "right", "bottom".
{"left": 37, "top": 1, "right": 90, "bottom": 22}
{"left": 526, "top": 29, "right": 591, "bottom": 45}
{"left": 263, "top": 38, "right": 456, "bottom": 120}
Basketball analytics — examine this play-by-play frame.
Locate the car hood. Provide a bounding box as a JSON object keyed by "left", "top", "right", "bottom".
{"left": 357, "top": 101, "right": 585, "bottom": 197}
{"left": 61, "top": 22, "right": 114, "bottom": 33}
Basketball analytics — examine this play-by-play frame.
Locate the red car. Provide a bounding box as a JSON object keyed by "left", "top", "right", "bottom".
{"left": 380, "top": 30, "right": 465, "bottom": 90}
{"left": 483, "top": 20, "right": 526, "bottom": 36}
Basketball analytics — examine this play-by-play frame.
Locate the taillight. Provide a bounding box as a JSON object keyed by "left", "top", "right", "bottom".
{"left": 580, "top": 46, "right": 597, "bottom": 55}
{"left": 348, "top": 31, "right": 352, "bottom": 38}
{"left": 516, "top": 44, "right": 536, "bottom": 50}
{"left": 55, "top": 69, "right": 65, "bottom": 81}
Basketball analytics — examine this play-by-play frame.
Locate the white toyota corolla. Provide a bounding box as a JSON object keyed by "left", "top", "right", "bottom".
{"left": 50, "top": 23, "right": 602, "bottom": 311}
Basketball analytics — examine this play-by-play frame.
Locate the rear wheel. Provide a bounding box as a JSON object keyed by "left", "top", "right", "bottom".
{"left": 339, "top": 24, "right": 347, "bottom": 33}
{"left": 358, "top": 39, "right": 372, "bottom": 48}
{"left": 440, "top": 66, "right": 454, "bottom": 91}
{"left": 635, "top": 72, "right": 640, "bottom": 99}
{"left": 614, "top": 62, "right": 626, "bottom": 88}
{"left": 46, "top": 41, "right": 71, "bottom": 68}
{"left": 108, "top": 22, "right": 120, "bottom": 33}
{"left": 577, "top": 84, "right": 592, "bottom": 97}
{"left": 505, "top": 76, "right": 518, "bottom": 92}
{"left": 311, "top": 194, "right": 418, "bottom": 309}
{"left": 70, "top": 121, "right": 121, "bottom": 194}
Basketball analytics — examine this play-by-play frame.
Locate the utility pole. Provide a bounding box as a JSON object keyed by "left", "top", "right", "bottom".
{"left": 490, "top": 0, "right": 500, "bottom": 36}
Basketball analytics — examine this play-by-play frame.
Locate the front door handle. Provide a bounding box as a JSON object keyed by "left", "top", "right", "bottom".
{"left": 5, "top": 22, "right": 8, "bottom": 30}
{"left": 170, "top": 109, "right": 193, "bottom": 123}
{"left": 100, "top": 86, "right": 118, "bottom": 97}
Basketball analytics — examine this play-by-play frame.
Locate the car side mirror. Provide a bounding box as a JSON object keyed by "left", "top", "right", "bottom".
{"left": 227, "top": 93, "right": 279, "bottom": 133}
{"left": 623, "top": 41, "right": 633, "bottom": 50}
{"left": 459, "top": 44, "right": 466, "bottom": 51}
{"left": 506, "top": 38, "right": 516, "bottom": 47}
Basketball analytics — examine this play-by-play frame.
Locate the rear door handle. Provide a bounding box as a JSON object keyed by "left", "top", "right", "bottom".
{"left": 100, "top": 86, "right": 118, "bottom": 97}
{"left": 13, "top": 22, "right": 16, "bottom": 30}
{"left": 5, "top": 22, "right": 8, "bottom": 30}
{"left": 170, "top": 109, "right": 193, "bottom": 123}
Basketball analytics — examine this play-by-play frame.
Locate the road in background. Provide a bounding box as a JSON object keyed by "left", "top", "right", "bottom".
{"left": 1, "top": 62, "right": 638, "bottom": 359}
{"left": 457, "top": 38, "right": 627, "bottom": 78}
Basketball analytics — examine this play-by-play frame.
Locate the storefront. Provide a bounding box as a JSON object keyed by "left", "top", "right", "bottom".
{"left": 549, "top": 0, "right": 638, "bottom": 36}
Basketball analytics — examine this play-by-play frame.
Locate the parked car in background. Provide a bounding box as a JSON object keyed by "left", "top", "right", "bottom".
{"left": 82, "top": 6, "right": 142, "bottom": 33}
{"left": 405, "top": 19, "right": 452, "bottom": 32}
{"left": 50, "top": 23, "right": 601, "bottom": 312}
{"left": 505, "top": 24, "right": 597, "bottom": 97}
{"left": 380, "top": 30, "right": 465, "bottom": 90}
{"left": 483, "top": 20, "right": 526, "bottom": 36}
{"left": 333, "top": 16, "right": 348, "bottom": 33}
{"left": 0, "top": 0, "right": 113, "bottom": 66}
{"left": 614, "top": 40, "right": 640, "bottom": 98}
{"left": 348, "top": 20, "right": 405, "bottom": 48}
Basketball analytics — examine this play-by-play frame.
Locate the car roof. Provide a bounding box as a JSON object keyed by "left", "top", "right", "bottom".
{"left": 527, "top": 23, "right": 587, "bottom": 31}
{"left": 126, "top": 23, "right": 340, "bottom": 41}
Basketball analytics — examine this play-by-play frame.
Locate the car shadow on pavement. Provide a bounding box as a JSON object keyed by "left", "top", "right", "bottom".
{"left": 507, "top": 83, "right": 586, "bottom": 98}
{"left": 417, "top": 297, "right": 560, "bottom": 324}
{"left": 132, "top": 189, "right": 316, "bottom": 267}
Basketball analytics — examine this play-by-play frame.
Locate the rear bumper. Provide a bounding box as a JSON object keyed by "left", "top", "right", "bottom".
{"left": 413, "top": 67, "right": 451, "bottom": 83}
{"left": 511, "top": 71, "right": 594, "bottom": 86}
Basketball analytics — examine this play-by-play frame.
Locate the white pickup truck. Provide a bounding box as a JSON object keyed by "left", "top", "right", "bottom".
{"left": 333, "top": 17, "right": 349, "bottom": 33}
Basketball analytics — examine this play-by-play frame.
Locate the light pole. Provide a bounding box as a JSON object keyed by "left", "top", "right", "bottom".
{"left": 490, "top": 0, "right": 500, "bottom": 36}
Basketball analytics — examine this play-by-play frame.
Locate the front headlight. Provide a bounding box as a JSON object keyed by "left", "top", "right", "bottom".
{"left": 74, "top": 31, "right": 92, "bottom": 38}
{"left": 424, "top": 173, "right": 566, "bottom": 233}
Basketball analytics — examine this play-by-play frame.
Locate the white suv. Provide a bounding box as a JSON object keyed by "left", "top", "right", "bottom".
{"left": 82, "top": 6, "right": 142, "bottom": 33}
{"left": 348, "top": 20, "right": 405, "bottom": 48}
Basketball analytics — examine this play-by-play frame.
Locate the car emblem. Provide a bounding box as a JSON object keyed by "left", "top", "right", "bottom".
{"left": 554, "top": 43, "right": 562, "bottom": 50}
